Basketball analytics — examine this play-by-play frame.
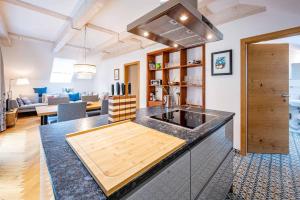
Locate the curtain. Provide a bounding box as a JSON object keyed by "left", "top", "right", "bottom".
{"left": 0, "top": 47, "right": 6, "bottom": 132}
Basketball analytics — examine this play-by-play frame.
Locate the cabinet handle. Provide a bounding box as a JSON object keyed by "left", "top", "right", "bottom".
{"left": 281, "top": 94, "right": 289, "bottom": 98}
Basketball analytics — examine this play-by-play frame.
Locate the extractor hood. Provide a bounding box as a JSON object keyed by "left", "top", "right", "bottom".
{"left": 127, "top": 0, "right": 223, "bottom": 48}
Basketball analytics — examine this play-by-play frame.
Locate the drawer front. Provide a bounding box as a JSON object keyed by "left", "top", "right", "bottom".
{"left": 124, "top": 151, "right": 191, "bottom": 200}
{"left": 197, "top": 150, "right": 234, "bottom": 200}
{"left": 191, "top": 120, "right": 233, "bottom": 199}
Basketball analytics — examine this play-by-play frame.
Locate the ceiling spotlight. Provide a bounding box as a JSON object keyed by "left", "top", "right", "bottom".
{"left": 143, "top": 31, "right": 150, "bottom": 37}
{"left": 207, "top": 34, "right": 213, "bottom": 40}
{"left": 180, "top": 15, "right": 188, "bottom": 22}
{"left": 173, "top": 44, "right": 178, "bottom": 48}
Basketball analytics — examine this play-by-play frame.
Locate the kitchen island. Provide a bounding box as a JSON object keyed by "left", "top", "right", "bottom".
{"left": 40, "top": 106, "right": 234, "bottom": 200}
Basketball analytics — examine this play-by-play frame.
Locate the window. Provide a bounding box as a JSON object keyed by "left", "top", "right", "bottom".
{"left": 50, "top": 58, "right": 76, "bottom": 83}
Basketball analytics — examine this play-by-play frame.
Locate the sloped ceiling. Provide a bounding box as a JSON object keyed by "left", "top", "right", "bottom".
{"left": 0, "top": 0, "right": 299, "bottom": 59}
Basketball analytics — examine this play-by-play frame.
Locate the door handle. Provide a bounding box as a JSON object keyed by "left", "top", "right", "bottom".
{"left": 281, "top": 94, "right": 289, "bottom": 98}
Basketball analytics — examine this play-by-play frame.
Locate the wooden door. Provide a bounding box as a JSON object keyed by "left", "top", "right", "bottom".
{"left": 124, "top": 62, "right": 140, "bottom": 108}
{"left": 247, "top": 44, "right": 289, "bottom": 154}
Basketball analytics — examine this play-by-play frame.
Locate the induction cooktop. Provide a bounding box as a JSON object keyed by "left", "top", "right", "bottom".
{"left": 150, "top": 110, "right": 216, "bottom": 130}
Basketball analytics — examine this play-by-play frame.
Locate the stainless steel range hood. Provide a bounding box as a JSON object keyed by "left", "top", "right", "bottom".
{"left": 127, "top": 0, "right": 223, "bottom": 48}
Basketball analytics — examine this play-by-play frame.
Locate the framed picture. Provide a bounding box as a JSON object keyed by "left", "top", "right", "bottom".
{"left": 211, "top": 50, "right": 232, "bottom": 76}
{"left": 114, "top": 69, "right": 119, "bottom": 80}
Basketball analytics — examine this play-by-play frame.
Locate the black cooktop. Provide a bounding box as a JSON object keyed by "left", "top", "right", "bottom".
{"left": 150, "top": 110, "right": 216, "bottom": 129}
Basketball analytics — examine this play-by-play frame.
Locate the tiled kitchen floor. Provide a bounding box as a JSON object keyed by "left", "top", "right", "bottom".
{"left": 228, "top": 132, "right": 300, "bottom": 200}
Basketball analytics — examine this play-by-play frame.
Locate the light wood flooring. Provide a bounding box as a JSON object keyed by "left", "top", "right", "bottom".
{"left": 0, "top": 115, "right": 53, "bottom": 200}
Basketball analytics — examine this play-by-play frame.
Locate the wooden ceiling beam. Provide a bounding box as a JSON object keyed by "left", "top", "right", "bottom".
{"left": 53, "top": 0, "right": 107, "bottom": 53}
{"left": 0, "top": 12, "right": 11, "bottom": 46}
{"left": 86, "top": 23, "right": 118, "bottom": 36}
{"left": 8, "top": 32, "right": 90, "bottom": 50}
{"left": 207, "top": 4, "right": 266, "bottom": 25}
{"left": 197, "top": 0, "right": 216, "bottom": 8}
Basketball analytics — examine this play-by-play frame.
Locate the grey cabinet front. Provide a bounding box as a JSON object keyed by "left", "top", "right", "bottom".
{"left": 191, "top": 120, "right": 233, "bottom": 199}
{"left": 124, "top": 151, "right": 191, "bottom": 200}
{"left": 197, "top": 150, "right": 234, "bottom": 200}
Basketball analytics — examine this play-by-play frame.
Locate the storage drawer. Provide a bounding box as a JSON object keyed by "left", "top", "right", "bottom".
{"left": 191, "top": 120, "right": 233, "bottom": 199}
{"left": 124, "top": 151, "right": 190, "bottom": 200}
{"left": 197, "top": 150, "right": 234, "bottom": 200}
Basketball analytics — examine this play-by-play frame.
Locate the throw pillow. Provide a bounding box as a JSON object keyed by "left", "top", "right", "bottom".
{"left": 16, "top": 98, "right": 24, "bottom": 106}
{"left": 33, "top": 87, "right": 47, "bottom": 97}
{"left": 21, "top": 97, "right": 32, "bottom": 105}
{"left": 68, "top": 92, "right": 80, "bottom": 101}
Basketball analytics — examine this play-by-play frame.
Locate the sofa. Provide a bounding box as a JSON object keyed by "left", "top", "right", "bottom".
{"left": 10, "top": 94, "right": 47, "bottom": 113}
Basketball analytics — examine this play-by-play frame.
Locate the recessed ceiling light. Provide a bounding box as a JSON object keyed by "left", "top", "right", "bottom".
{"left": 143, "top": 31, "right": 149, "bottom": 37}
{"left": 173, "top": 44, "right": 178, "bottom": 48}
{"left": 207, "top": 34, "right": 213, "bottom": 40}
{"left": 180, "top": 15, "right": 188, "bottom": 21}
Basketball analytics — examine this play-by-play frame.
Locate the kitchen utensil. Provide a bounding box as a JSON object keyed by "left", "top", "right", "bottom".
{"left": 116, "top": 82, "right": 120, "bottom": 95}
{"left": 163, "top": 95, "right": 172, "bottom": 108}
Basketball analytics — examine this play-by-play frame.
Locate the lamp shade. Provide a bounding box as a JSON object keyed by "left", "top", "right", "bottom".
{"left": 74, "top": 64, "right": 96, "bottom": 74}
{"left": 16, "top": 78, "right": 29, "bottom": 85}
{"left": 76, "top": 72, "right": 93, "bottom": 80}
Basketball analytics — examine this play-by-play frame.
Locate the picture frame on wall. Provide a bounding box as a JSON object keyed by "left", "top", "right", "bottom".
{"left": 114, "top": 69, "right": 119, "bottom": 80}
{"left": 211, "top": 50, "right": 233, "bottom": 76}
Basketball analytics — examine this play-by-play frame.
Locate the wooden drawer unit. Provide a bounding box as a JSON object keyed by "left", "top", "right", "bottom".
{"left": 124, "top": 152, "right": 190, "bottom": 200}
{"left": 109, "top": 95, "right": 136, "bottom": 122}
{"left": 191, "top": 120, "right": 233, "bottom": 199}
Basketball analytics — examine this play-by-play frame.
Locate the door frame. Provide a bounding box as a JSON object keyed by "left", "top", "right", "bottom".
{"left": 124, "top": 61, "right": 140, "bottom": 107}
{"left": 241, "top": 26, "right": 300, "bottom": 156}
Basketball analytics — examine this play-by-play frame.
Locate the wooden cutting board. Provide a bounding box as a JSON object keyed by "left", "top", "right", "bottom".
{"left": 66, "top": 120, "right": 186, "bottom": 197}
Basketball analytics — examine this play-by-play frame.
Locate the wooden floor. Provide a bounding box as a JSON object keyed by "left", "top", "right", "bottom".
{"left": 0, "top": 115, "right": 53, "bottom": 200}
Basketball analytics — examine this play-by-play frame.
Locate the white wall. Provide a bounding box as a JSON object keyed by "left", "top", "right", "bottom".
{"left": 91, "top": 43, "right": 166, "bottom": 108}
{"left": 93, "top": 8, "right": 300, "bottom": 150}
{"left": 290, "top": 45, "right": 300, "bottom": 99}
{"left": 2, "top": 39, "right": 94, "bottom": 98}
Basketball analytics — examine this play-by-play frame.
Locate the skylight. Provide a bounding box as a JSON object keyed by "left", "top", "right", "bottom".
{"left": 50, "top": 58, "right": 76, "bottom": 83}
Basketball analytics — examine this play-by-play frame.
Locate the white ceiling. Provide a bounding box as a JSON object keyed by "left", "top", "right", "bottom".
{"left": 20, "top": 0, "right": 81, "bottom": 16}
{"left": 0, "top": 0, "right": 300, "bottom": 56}
{"left": 1, "top": 2, "right": 65, "bottom": 41}
{"left": 90, "top": 0, "right": 162, "bottom": 33}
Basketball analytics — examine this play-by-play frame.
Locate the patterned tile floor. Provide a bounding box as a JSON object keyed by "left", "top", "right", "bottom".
{"left": 227, "top": 132, "right": 300, "bottom": 200}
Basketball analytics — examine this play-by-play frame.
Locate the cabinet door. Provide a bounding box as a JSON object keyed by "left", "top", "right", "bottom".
{"left": 191, "top": 120, "right": 233, "bottom": 199}
{"left": 197, "top": 150, "right": 234, "bottom": 200}
{"left": 124, "top": 151, "right": 190, "bottom": 200}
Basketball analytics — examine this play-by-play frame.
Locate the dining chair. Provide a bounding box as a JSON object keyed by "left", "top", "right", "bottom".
{"left": 48, "top": 97, "right": 70, "bottom": 105}
{"left": 87, "top": 99, "right": 108, "bottom": 117}
{"left": 81, "top": 95, "right": 99, "bottom": 102}
{"left": 57, "top": 102, "right": 87, "bottom": 122}
{"left": 101, "top": 99, "right": 109, "bottom": 115}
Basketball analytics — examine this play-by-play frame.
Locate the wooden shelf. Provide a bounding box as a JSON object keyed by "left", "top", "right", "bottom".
{"left": 149, "top": 68, "right": 163, "bottom": 71}
{"left": 164, "top": 66, "right": 181, "bottom": 70}
{"left": 181, "top": 64, "right": 202, "bottom": 68}
{"left": 147, "top": 45, "right": 205, "bottom": 108}
{"left": 180, "top": 84, "right": 202, "bottom": 88}
{"left": 148, "top": 85, "right": 169, "bottom": 87}
{"left": 148, "top": 101, "right": 163, "bottom": 107}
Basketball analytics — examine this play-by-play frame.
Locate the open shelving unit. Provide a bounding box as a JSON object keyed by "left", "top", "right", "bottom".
{"left": 146, "top": 45, "right": 205, "bottom": 109}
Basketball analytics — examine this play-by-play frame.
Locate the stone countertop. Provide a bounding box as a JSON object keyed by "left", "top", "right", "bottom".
{"left": 40, "top": 106, "right": 234, "bottom": 200}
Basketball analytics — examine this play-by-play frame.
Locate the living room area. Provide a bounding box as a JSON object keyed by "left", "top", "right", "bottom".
{"left": 2, "top": 33, "right": 111, "bottom": 127}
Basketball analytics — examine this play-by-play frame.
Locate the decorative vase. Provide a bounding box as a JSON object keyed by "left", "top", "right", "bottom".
{"left": 128, "top": 83, "right": 132, "bottom": 95}
{"left": 116, "top": 82, "right": 120, "bottom": 95}
{"left": 111, "top": 84, "right": 114, "bottom": 96}
{"left": 121, "top": 83, "right": 126, "bottom": 95}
